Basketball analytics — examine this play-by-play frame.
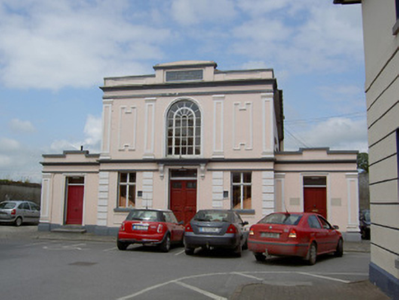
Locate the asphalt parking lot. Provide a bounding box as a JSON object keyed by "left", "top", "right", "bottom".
{"left": 0, "top": 225, "right": 388, "bottom": 300}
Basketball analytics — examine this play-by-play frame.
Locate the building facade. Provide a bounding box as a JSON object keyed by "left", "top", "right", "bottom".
{"left": 40, "top": 61, "right": 360, "bottom": 241}
{"left": 335, "top": 0, "right": 399, "bottom": 298}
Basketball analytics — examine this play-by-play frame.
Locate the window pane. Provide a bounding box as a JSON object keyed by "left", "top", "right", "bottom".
{"left": 232, "top": 173, "right": 241, "bottom": 183}
{"left": 243, "top": 173, "right": 251, "bottom": 183}
{"left": 68, "top": 177, "right": 84, "bottom": 184}
{"left": 128, "top": 173, "right": 136, "bottom": 183}
{"left": 243, "top": 185, "right": 251, "bottom": 209}
{"left": 120, "top": 173, "right": 127, "bottom": 183}
{"left": 232, "top": 185, "right": 241, "bottom": 209}
{"left": 119, "top": 185, "right": 127, "bottom": 207}
{"left": 128, "top": 185, "right": 135, "bottom": 207}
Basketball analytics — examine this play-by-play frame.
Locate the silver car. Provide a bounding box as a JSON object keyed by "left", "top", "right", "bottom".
{"left": 184, "top": 209, "right": 248, "bottom": 257}
{"left": 0, "top": 200, "right": 40, "bottom": 226}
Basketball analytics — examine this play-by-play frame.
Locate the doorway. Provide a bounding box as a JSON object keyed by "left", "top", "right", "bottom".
{"left": 169, "top": 169, "right": 197, "bottom": 224}
{"left": 65, "top": 177, "right": 84, "bottom": 225}
{"left": 303, "top": 176, "right": 327, "bottom": 218}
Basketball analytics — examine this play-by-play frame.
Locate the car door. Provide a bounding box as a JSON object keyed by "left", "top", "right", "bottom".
{"left": 164, "top": 212, "right": 184, "bottom": 242}
{"left": 307, "top": 215, "right": 328, "bottom": 253}
{"left": 28, "top": 202, "right": 40, "bottom": 223}
{"left": 317, "top": 216, "right": 339, "bottom": 252}
{"left": 234, "top": 212, "right": 248, "bottom": 246}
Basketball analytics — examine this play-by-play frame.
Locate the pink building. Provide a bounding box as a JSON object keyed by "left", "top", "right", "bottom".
{"left": 40, "top": 61, "right": 360, "bottom": 241}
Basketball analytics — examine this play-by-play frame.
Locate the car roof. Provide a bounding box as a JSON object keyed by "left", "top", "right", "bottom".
{"left": 0, "top": 200, "right": 34, "bottom": 204}
{"left": 130, "top": 208, "right": 172, "bottom": 212}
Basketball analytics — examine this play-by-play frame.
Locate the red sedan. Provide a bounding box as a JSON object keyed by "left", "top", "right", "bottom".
{"left": 117, "top": 209, "right": 184, "bottom": 252}
{"left": 248, "top": 212, "right": 343, "bottom": 265}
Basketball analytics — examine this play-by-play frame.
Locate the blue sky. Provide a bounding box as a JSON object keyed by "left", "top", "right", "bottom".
{"left": 0, "top": 0, "right": 367, "bottom": 183}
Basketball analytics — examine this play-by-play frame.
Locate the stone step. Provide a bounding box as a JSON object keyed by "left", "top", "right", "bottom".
{"left": 51, "top": 226, "right": 86, "bottom": 233}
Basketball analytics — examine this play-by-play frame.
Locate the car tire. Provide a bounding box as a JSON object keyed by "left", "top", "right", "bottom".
{"left": 14, "top": 217, "right": 23, "bottom": 227}
{"left": 254, "top": 252, "right": 266, "bottom": 262}
{"left": 306, "top": 243, "right": 317, "bottom": 265}
{"left": 160, "top": 234, "right": 171, "bottom": 252}
{"left": 334, "top": 239, "right": 344, "bottom": 257}
{"left": 185, "top": 247, "right": 195, "bottom": 255}
{"left": 117, "top": 240, "right": 128, "bottom": 251}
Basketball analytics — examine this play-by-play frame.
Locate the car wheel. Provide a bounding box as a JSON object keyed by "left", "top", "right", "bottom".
{"left": 254, "top": 252, "right": 266, "bottom": 262}
{"left": 185, "top": 247, "right": 194, "bottom": 255}
{"left": 334, "top": 239, "right": 344, "bottom": 257}
{"left": 14, "top": 217, "right": 23, "bottom": 227}
{"left": 160, "top": 234, "right": 171, "bottom": 252}
{"left": 117, "top": 240, "right": 128, "bottom": 251}
{"left": 306, "top": 243, "right": 317, "bottom": 265}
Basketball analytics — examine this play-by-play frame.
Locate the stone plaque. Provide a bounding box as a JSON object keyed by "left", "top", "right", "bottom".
{"left": 166, "top": 70, "right": 203, "bottom": 81}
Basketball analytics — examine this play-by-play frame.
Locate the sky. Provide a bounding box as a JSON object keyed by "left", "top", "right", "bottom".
{"left": 0, "top": 0, "right": 367, "bottom": 183}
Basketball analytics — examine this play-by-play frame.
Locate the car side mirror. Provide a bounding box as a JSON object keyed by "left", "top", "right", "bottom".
{"left": 242, "top": 221, "right": 249, "bottom": 226}
{"left": 333, "top": 225, "right": 339, "bottom": 230}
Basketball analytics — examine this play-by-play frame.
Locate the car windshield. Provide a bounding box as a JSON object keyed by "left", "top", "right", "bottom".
{"left": 0, "top": 202, "right": 16, "bottom": 209}
{"left": 193, "top": 211, "right": 230, "bottom": 222}
{"left": 126, "top": 210, "right": 160, "bottom": 222}
{"left": 259, "top": 213, "right": 302, "bottom": 225}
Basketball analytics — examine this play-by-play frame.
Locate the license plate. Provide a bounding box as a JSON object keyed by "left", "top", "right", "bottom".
{"left": 199, "top": 227, "right": 220, "bottom": 233}
{"left": 133, "top": 225, "right": 148, "bottom": 231}
{"left": 261, "top": 232, "right": 280, "bottom": 238}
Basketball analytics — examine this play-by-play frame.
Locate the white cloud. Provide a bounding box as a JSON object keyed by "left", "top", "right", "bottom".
{"left": 0, "top": 137, "right": 42, "bottom": 182}
{"left": 285, "top": 117, "right": 368, "bottom": 152}
{"left": 0, "top": 0, "right": 171, "bottom": 90}
{"left": 170, "top": 0, "right": 236, "bottom": 26}
{"left": 0, "top": 138, "right": 20, "bottom": 151}
{"left": 9, "top": 119, "right": 36, "bottom": 134}
{"left": 231, "top": 1, "right": 363, "bottom": 75}
{"left": 84, "top": 114, "right": 102, "bottom": 150}
{"left": 48, "top": 114, "right": 102, "bottom": 153}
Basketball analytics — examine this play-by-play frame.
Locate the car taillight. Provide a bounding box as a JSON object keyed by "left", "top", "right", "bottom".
{"left": 185, "top": 224, "right": 193, "bottom": 232}
{"left": 227, "top": 224, "right": 237, "bottom": 234}
{"left": 288, "top": 229, "right": 297, "bottom": 238}
{"left": 11, "top": 209, "right": 16, "bottom": 215}
{"left": 157, "top": 224, "right": 164, "bottom": 233}
{"left": 249, "top": 227, "right": 255, "bottom": 236}
{"left": 120, "top": 222, "right": 125, "bottom": 231}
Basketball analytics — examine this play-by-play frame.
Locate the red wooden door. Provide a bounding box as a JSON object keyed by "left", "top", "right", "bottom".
{"left": 304, "top": 187, "right": 327, "bottom": 218}
{"left": 170, "top": 180, "right": 197, "bottom": 225}
{"left": 66, "top": 185, "right": 84, "bottom": 225}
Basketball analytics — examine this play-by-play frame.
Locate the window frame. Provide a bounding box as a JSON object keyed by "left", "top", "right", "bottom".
{"left": 117, "top": 172, "right": 136, "bottom": 209}
{"left": 166, "top": 100, "right": 201, "bottom": 157}
{"left": 231, "top": 172, "right": 252, "bottom": 211}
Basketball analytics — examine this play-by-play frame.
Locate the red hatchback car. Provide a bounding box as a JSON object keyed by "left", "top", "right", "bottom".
{"left": 117, "top": 209, "right": 185, "bottom": 252}
{"left": 248, "top": 212, "right": 343, "bottom": 265}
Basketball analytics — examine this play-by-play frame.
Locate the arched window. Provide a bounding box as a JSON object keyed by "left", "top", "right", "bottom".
{"left": 166, "top": 100, "right": 201, "bottom": 156}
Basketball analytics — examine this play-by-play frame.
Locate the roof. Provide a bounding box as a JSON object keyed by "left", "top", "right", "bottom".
{"left": 333, "top": 0, "right": 361, "bottom": 4}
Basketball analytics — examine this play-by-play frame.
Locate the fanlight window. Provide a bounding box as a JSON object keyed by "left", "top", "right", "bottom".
{"left": 167, "top": 100, "right": 201, "bottom": 156}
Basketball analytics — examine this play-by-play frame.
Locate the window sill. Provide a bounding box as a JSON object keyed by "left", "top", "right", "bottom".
{"left": 234, "top": 209, "right": 255, "bottom": 215}
{"left": 113, "top": 208, "right": 134, "bottom": 213}
{"left": 393, "top": 19, "right": 399, "bottom": 35}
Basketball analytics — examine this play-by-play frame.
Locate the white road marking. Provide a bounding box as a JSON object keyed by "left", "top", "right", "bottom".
{"left": 233, "top": 272, "right": 263, "bottom": 281}
{"left": 174, "top": 281, "right": 227, "bottom": 300}
{"left": 298, "top": 272, "right": 351, "bottom": 283}
{"left": 43, "top": 243, "right": 87, "bottom": 251}
{"left": 103, "top": 247, "right": 118, "bottom": 252}
{"left": 175, "top": 249, "right": 185, "bottom": 256}
{"left": 116, "top": 271, "right": 367, "bottom": 299}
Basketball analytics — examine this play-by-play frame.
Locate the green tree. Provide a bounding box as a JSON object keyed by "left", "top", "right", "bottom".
{"left": 357, "top": 152, "right": 369, "bottom": 173}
